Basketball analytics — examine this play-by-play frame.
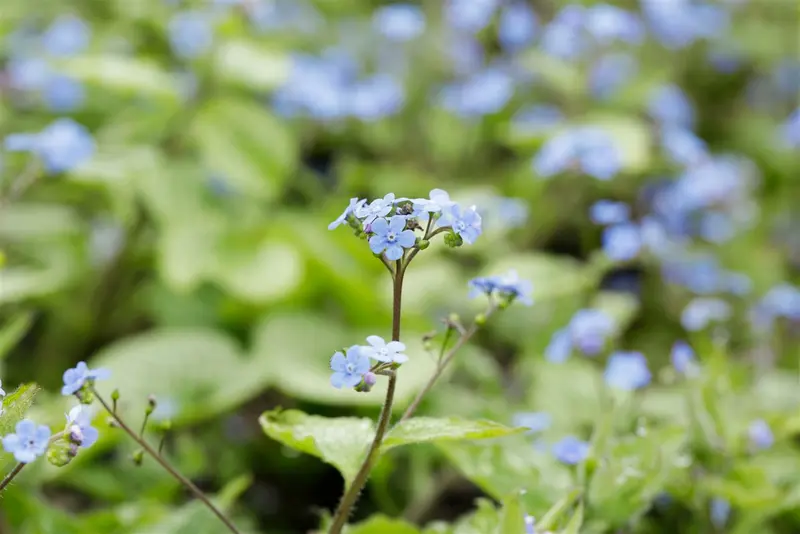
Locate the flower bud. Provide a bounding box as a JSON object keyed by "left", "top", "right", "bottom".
{"left": 69, "top": 424, "right": 84, "bottom": 446}
{"left": 475, "top": 313, "right": 487, "bottom": 326}
{"left": 443, "top": 232, "right": 462, "bottom": 248}
{"left": 111, "top": 389, "right": 121, "bottom": 402}
{"left": 355, "top": 372, "right": 377, "bottom": 393}
{"left": 132, "top": 449, "right": 144, "bottom": 466}
{"left": 47, "top": 440, "right": 73, "bottom": 467}
{"left": 75, "top": 384, "right": 95, "bottom": 405}
{"left": 417, "top": 239, "right": 430, "bottom": 250}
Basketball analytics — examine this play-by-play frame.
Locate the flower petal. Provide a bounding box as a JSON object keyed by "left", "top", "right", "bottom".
{"left": 392, "top": 353, "right": 409, "bottom": 364}
{"left": 366, "top": 335, "right": 385, "bottom": 348}
{"left": 385, "top": 244, "right": 404, "bottom": 260}
{"left": 330, "top": 372, "right": 346, "bottom": 389}
{"left": 342, "top": 372, "right": 363, "bottom": 388}
{"left": 397, "top": 230, "right": 416, "bottom": 248}
{"left": 389, "top": 215, "right": 406, "bottom": 233}
{"left": 386, "top": 341, "right": 406, "bottom": 352}
{"left": 370, "top": 217, "right": 389, "bottom": 234}
{"left": 330, "top": 352, "right": 347, "bottom": 372}
{"left": 369, "top": 235, "right": 387, "bottom": 254}
{"left": 81, "top": 426, "right": 99, "bottom": 448}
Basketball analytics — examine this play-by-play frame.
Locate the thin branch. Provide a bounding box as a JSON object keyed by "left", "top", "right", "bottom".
{"left": 92, "top": 389, "right": 241, "bottom": 534}
{"left": 0, "top": 463, "right": 25, "bottom": 492}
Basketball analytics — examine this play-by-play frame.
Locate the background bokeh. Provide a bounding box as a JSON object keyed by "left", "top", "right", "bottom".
{"left": 0, "top": 0, "right": 799, "bottom": 533}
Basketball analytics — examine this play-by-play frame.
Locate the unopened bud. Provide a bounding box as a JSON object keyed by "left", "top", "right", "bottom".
{"left": 475, "top": 313, "right": 487, "bottom": 326}
{"left": 417, "top": 239, "right": 430, "bottom": 250}
{"left": 47, "top": 440, "right": 73, "bottom": 467}
{"left": 75, "top": 385, "right": 95, "bottom": 405}
{"left": 132, "top": 449, "right": 144, "bottom": 466}
{"left": 68, "top": 443, "right": 79, "bottom": 458}
{"left": 148, "top": 395, "right": 157, "bottom": 408}
{"left": 355, "top": 372, "right": 378, "bottom": 393}
{"left": 111, "top": 389, "right": 120, "bottom": 402}
{"left": 443, "top": 232, "right": 462, "bottom": 248}
{"left": 69, "top": 424, "right": 84, "bottom": 446}
{"left": 158, "top": 420, "right": 172, "bottom": 433}
{"left": 448, "top": 313, "right": 460, "bottom": 325}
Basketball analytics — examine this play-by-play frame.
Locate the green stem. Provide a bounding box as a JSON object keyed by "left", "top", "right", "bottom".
{"left": 92, "top": 389, "right": 241, "bottom": 534}
{"left": 329, "top": 260, "right": 407, "bottom": 534}
{"left": 0, "top": 463, "right": 25, "bottom": 492}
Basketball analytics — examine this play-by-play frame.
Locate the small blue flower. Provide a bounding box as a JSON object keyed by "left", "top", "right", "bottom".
{"left": 444, "top": 0, "right": 500, "bottom": 33}
{"left": 710, "top": 498, "right": 731, "bottom": 529}
{"left": 589, "top": 53, "right": 637, "bottom": 100}
{"left": 512, "top": 412, "right": 551, "bottom": 434}
{"left": 584, "top": 5, "right": 645, "bottom": 45}
{"left": 552, "top": 435, "right": 590, "bottom": 465}
{"left": 762, "top": 283, "right": 800, "bottom": 320}
{"left": 330, "top": 346, "right": 371, "bottom": 389}
{"left": 369, "top": 215, "right": 416, "bottom": 260}
{"left": 512, "top": 105, "right": 563, "bottom": 134}
{"left": 540, "top": 6, "right": 588, "bottom": 60}
{"left": 372, "top": 4, "right": 425, "bottom": 42}
{"left": 329, "top": 197, "right": 366, "bottom": 230}
{"left": 748, "top": 419, "right": 774, "bottom": 451}
{"left": 498, "top": 2, "right": 538, "bottom": 53}
{"left": 348, "top": 74, "right": 405, "bottom": 121}
{"left": 42, "top": 75, "right": 85, "bottom": 112}
{"left": 782, "top": 107, "right": 800, "bottom": 148}
{"left": 660, "top": 127, "right": 708, "bottom": 166}
{"left": 495, "top": 270, "right": 533, "bottom": 305}
{"left": 569, "top": 309, "right": 615, "bottom": 356}
{"left": 545, "top": 328, "right": 572, "bottom": 363}
{"left": 61, "top": 361, "right": 111, "bottom": 396}
{"left": 438, "top": 204, "right": 482, "bottom": 245}
{"left": 648, "top": 84, "right": 694, "bottom": 128}
{"left": 604, "top": 351, "right": 651, "bottom": 391}
{"left": 0, "top": 379, "right": 5, "bottom": 398}
{"left": 467, "top": 275, "right": 500, "bottom": 298}
{"left": 169, "top": 11, "right": 214, "bottom": 59}
{"left": 681, "top": 298, "right": 732, "bottom": 332}
{"left": 438, "top": 67, "right": 515, "bottom": 117}
{"left": 6, "top": 57, "right": 51, "bottom": 91}
{"left": 602, "top": 223, "right": 642, "bottom": 261}
{"left": 2, "top": 419, "right": 51, "bottom": 463}
{"left": 42, "top": 14, "right": 91, "bottom": 57}
{"left": 66, "top": 405, "right": 99, "bottom": 448}
{"left": 590, "top": 200, "right": 630, "bottom": 225}
{"left": 670, "top": 341, "right": 698, "bottom": 376}
{"left": 524, "top": 514, "right": 536, "bottom": 534}
{"left": 360, "top": 335, "right": 408, "bottom": 364}
{"left": 533, "top": 127, "right": 621, "bottom": 181}
{"left": 5, "top": 118, "right": 95, "bottom": 175}
{"left": 412, "top": 189, "right": 455, "bottom": 219}
{"left": 356, "top": 193, "right": 397, "bottom": 226}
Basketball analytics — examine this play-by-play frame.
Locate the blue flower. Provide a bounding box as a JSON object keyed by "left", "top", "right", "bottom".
{"left": 169, "top": 11, "right": 214, "bottom": 59}
{"left": 670, "top": 341, "right": 698, "bottom": 376}
{"left": 61, "top": 361, "right": 111, "bottom": 396}
{"left": 444, "top": 0, "right": 500, "bottom": 33}
{"left": 330, "top": 346, "right": 371, "bottom": 389}
{"left": 42, "top": 14, "right": 91, "bottom": 57}
{"left": 681, "top": 298, "right": 732, "bottom": 331}
{"left": 660, "top": 127, "right": 708, "bottom": 166}
{"left": 412, "top": 189, "right": 455, "bottom": 219}
{"left": 762, "top": 283, "right": 800, "bottom": 320}
{"left": 748, "top": 419, "right": 774, "bottom": 451}
{"left": 467, "top": 275, "right": 500, "bottom": 298}
{"left": 782, "top": 107, "right": 800, "bottom": 148}
{"left": 360, "top": 335, "right": 408, "bottom": 364}
{"left": 498, "top": 2, "right": 538, "bottom": 53}
{"left": 7, "top": 57, "right": 51, "bottom": 91}
{"left": 369, "top": 215, "right": 416, "bottom": 260}
{"left": 512, "top": 412, "right": 551, "bottom": 434}
{"left": 2, "top": 419, "right": 51, "bottom": 463}
{"left": 648, "top": 84, "right": 694, "bottom": 128}
{"left": 590, "top": 200, "right": 630, "bottom": 225}
{"left": 372, "top": 4, "right": 425, "bottom": 42}
{"left": 540, "top": 6, "right": 588, "bottom": 60}
{"left": 512, "top": 105, "right": 563, "bottom": 135}
{"left": 4, "top": 118, "right": 95, "bottom": 174}
{"left": 438, "top": 205, "right": 482, "bottom": 244}
{"left": 533, "top": 127, "right": 621, "bottom": 181}
{"left": 438, "top": 67, "right": 515, "bottom": 117}
{"left": 602, "top": 223, "right": 642, "bottom": 261}
{"left": 524, "top": 514, "right": 536, "bottom": 534}
{"left": 66, "top": 405, "right": 99, "bottom": 448}
{"left": 604, "top": 351, "right": 651, "bottom": 390}
{"left": 569, "top": 309, "right": 615, "bottom": 356}
{"left": 589, "top": 53, "right": 637, "bottom": 100}
{"left": 584, "top": 5, "right": 645, "bottom": 45}
{"left": 0, "top": 379, "right": 5, "bottom": 397}
{"left": 348, "top": 74, "right": 405, "bottom": 121}
{"left": 710, "top": 498, "right": 731, "bottom": 529}
{"left": 545, "top": 328, "right": 572, "bottom": 363}
{"left": 43, "top": 75, "right": 85, "bottom": 112}
{"left": 356, "top": 193, "right": 397, "bottom": 226}
{"left": 552, "top": 435, "right": 590, "bottom": 465}
{"left": 329, "top": 197, "right": 366, "bottom": 230}
{"left": 495, "top": 270, "right": 533, "bottom": 305}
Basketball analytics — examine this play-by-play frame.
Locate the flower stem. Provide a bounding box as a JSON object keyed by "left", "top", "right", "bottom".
{"left": 92, "top": 389, "right": 241, "bottom": 534}
{"left": 328, "top": 260, "right": 407, "bottom": 534}
{"left": 399, "top": 304, "right": 496, "bottom": 423}
{"left": 0, "top": 463, "right": 25, "bottom": 492}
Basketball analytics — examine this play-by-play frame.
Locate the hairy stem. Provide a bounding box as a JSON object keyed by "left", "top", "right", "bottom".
{"left": 0, "top": 463, "right": 25, "bottom": 492}
{"left": 400, "top": 304, "right": 496, "bottom": 423}
{"left": 92, "top": 389, "right": 241, "bottom": 534}
{"left": 329, "top": 260, "right": 407, "bottom": 534}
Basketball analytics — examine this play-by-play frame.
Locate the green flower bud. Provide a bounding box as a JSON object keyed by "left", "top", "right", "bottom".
{"left": 132, "top": 449, "right": 144, "bottom": 466}
{"left": 47, "top": 440, "right": 74, "bottom": 468}
{"left": 443, "top": 232, "right": 462, "bottom": 248}
{"left": 417, "top": 239, "right": 430, "bottom": 250}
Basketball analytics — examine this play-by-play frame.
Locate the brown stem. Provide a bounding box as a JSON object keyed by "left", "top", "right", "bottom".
{"left": 92, "top": 389, "right": 241, "bottom": 534}
{"left": 0, "top": 463, "right": 25, "bottom": 492}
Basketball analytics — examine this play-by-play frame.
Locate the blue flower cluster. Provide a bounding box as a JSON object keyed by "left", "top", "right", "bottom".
{"left": 546, "top": 309, "right": 616, "bottom": 361}
{"left": 328, "top": 189, "right": 483, "bottom": 254}
{"left": 468, "top": 270, "right": 533, "bottom": 306}
{"left": 1, "top": 361, "right": 108, "bottom": 464}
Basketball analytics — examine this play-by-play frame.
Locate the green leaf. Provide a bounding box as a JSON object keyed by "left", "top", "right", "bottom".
{"left": 0, "top": 312, "right": 34, "bottom": 362}
{"left": 213, "top": 40, "right": 290, "bottom": 91}
{"left": 54, "top": 56, "right": 180, "bottom": 100}
{"left": 0, "top": 204, "right": 83, "bottom": 242}
{"left": 499, "top": 491, "right": 526, "bottom": 534}
{"left": 423, "top": 499, "right": 502, "bottom": 534}
{"left": 191, "top": 98, "right": 296, "bottom": 202}
{"left": 259, "top": 409, "right": 373, "bottom": 485}
{"left": 562, "top": 503, "right": 584, "bottom": 534}
{"left": 345, "top": 515, "right": 421, "bottom": 534}
{"left": 0, "top": 383, "right": 40, "bottom": 436}
{"left": 382, "top": 418, "right": 524, "bottom": 451}
{"left": 536, "top": 490, "right": 582, "bottom": 531}
{"left": 91, "top": 329, "right": 272, "bottom": 425}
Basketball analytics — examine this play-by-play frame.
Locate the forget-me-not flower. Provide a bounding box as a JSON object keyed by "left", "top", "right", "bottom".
{"left": 589, "top": 53, "right": 637, "bottom": 100}
{"left": 348, "top": 75, "right": 405, "bottom": 121}
{"left": 660, "top": 126, "right": 708, "bottom": 166}
{"left": 438, "top": 204, "right": 482, "bottom": 244}
{"left": 43, "top": 75, "right": 86, "bottom": 112}
{"left": 2, "top": 419, "right": 51, "bottom": 463}
{"left": 540, "top": 6, "right": 588, "bottom": 60}
{"left": 533, "top": 127, "right": 621, "bottom": 181}
{"left": 670, "top": 340, "right": 698, "bottom": 376}
{"left": 602, "top": 223, "right": 642, "bottom": 261}
{"left": 604, "top": 351, "right": 651, "bottom": 390}
{"left": 330, "top": 346, "right": 371, "bottom": 389}
{"left": 584, "top": 5, "right": 645, "bottom": 45}
{"left": 648, "top": 84, "right": 694, "bottom": 128}
{"left": 356, "top": 193, "right": 397, "bottom": 226}
{"left": 748, "top": 419, "right": 774, "bottom": 451}
{"left": 545, "top": 328, "right": 572, "bottom": 363}
{"left": 0, "top": 379, "right": 5, "bottom": 398}
{"left": 66, "top": 405, "right": 99, "bottom": 448}
{"left": 42, "top": 14, "right": 91, "bottom": 57}
{"left": 495, "top": 269, "right": 533, "bottom": 305}
{"left": 782, "top": 107, "right": 800, "bottom": 148}
{"left": 524, "top": 514, "right": 536, "bottom": 534}
{"left": 4, "top": 118, "right": 95, "bottom": 174}
{"left": 498, "top": 2, "right": 538, "bottom": 53}
{"left": 360, "top": 335, "right": 408, "bottom": 364}
{"left": 6, "top": 57, "right": 51, "bottom": 91}
{"left": 169, "top": 11, "right": 214, "bottom": 59}
{"left": 329, "top": 198, "right": 366, "bottom": 230}
{"left": 372, "top": 4, "right": 425, "bottom": 42}
{"left": 444, "top": 0, "right": 500, "bottom": 33}
{"left": 369, "top": 216, "right": 416, "bottom": 260}
{"left": 569, "top": 309, "right": 615, "bottom": 355}
{"left": 61, "top": 361, "right": 111, "bottom": 396}
{"left": 512, "top": 105, "right": 563, "bottom": 134}
{"left": 590, "top": 200, "right": 630, "bottom": 225}
{"left": 412, "top": 189, "right": 455, "bottom": 218}
{"left": 552, "top": 435, "right": 590, "bottom": 465}
{"left": 710, "top": 498, "right": 731, "bottom": 529}
{"left": 438, "top": 67, "right": 515, "bottom": 117}
{"left": 681, "top": 298, "right": 732, "bottom": 331}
